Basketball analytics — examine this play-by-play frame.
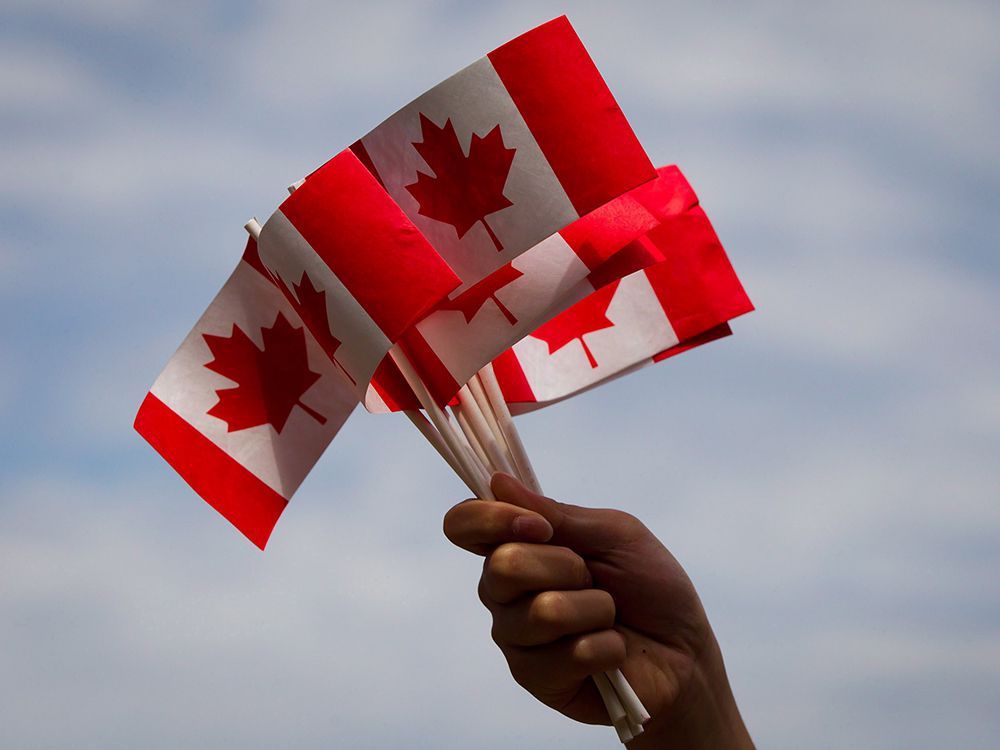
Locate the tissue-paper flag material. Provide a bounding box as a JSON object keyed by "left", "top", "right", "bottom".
{"left": 134, "top": 240, "right": 358, "bottom": 549}
{"left": 351, "top": 15, "right": 655, "bottom": 290}
{"left": 365, "top": 167, "right": 729, "bottom": 412}
{"left": 491, "top": 191, "right": 754, "bottom": 410}
{"left": 135, "top": 151, "right": 463, "bottom": 548}
{"left": 257, "top": 149, "right": 462, "bottom": 398}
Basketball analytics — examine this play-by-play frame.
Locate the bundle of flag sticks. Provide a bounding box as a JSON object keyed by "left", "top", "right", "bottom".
{"left": 135, "top": 15, "right": 752, "bottom": 745}
{"left": 395, "top": 354, "right": 652, "bottom": 741}
{"left": 418, "top": 367, "right": 651, "bottom": 740}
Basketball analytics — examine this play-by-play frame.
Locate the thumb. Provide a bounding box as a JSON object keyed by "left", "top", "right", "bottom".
{"left": 490, "top": 473, "right": 643, "bottom": 556}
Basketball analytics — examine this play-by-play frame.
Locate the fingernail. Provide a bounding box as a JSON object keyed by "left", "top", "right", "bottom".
{"left": 512, "top": 515, "right": 552, "bottom": 542}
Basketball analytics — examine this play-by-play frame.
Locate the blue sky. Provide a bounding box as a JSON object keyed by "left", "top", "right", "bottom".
{"left": 1, "top": 1, "right": 998, "bottom": 748}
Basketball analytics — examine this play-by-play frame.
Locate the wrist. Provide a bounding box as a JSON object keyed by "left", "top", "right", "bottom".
{"left": 629, "top": 638, "right": 753, "bottom": 749}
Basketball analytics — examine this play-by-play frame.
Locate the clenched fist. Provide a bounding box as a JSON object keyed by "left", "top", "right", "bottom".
{"left": 443, "top": 473, "right": 754, "bottom": 749}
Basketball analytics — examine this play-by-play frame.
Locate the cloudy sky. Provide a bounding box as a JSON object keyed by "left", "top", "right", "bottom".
{"left": 2, "top": 1, "right": 998, "bottom": 748}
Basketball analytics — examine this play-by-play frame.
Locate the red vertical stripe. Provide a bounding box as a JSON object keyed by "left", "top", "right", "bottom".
{"left": 349, "top": 139, "right": 386, "bottom": 188}
{"left": 278, "top": 150, "right": 460, "bottom": 341}
{"left": 134, "top": 393, "right": 288, "bottom": 550}
{"left": 488, "top": 16, "right": 655, "bottom": 216}
{"left": 563, "top": 166, "right": 701, "bottom": 290}
{"left": 644, "top": 209, "right": 754, "bottom": 341}
{"left": 586, "top": 236, "right": 663, "bottom": 291}
{"left": 399, "top": 328, "right": 461, "bottom": 405}
{"left": 558, "top": 192, "right": 659, "bottom": 271}
{"left": 369, "top": 357, "right": 421, "bottom": 412}
{"left": 633, "top": 165, "right": 700, "bottom": 221}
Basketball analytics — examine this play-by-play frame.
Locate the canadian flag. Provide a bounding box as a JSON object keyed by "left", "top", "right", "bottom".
{"left": 498, "top": 324, "right": 736, "bottom": 414}
{"left": 490, "top": 198, "right": 754, "bottom": 410}
{"left": 256, "top": 149, "right": 461, "bottom": 399}
{"left": 351, "top": 15, "right": 655, "bottom": 290}
{"left": 364, "top": 167, "right": 720, "bottom": 412}
{"left": 134, "top": 240, "right": 358, "bottom": 549}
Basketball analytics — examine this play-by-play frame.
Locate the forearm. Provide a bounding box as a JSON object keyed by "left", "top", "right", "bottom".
{"left": 630, "top": 639, "right": 754, "bottom": 750}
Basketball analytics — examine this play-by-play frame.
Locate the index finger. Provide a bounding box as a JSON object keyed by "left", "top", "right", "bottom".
{"left": 443, "top": 499, "right": 554, "bottom": 555}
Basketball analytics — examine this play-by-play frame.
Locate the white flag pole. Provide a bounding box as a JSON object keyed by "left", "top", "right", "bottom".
{"left": 244, "top": 218, "right": 262, "bottom": 240}
{"left": 445, "top": 408, "right": 494, "bottom": 492}
{"left": 609, "top": 667, "right": 650, "bottom": 734}
{"left": 405, "top": 409, "right": 480, "bottom": 496}
{"left": 477, "top": 363, "right": 542, "bottom": 494}
{"left": 457, "top": 386, "right": 516, "bottom": 475}
{"left": 391, "top": 346, "right": 494, "bottom": 501}
{"left": 452, "top": 405, "right": 491, "bottom": 469}
{"left": 468, "top": 374, "right": 518, "bottom": 470}
{"left": 594, "top": 672, "right": 634, "bottom": 743}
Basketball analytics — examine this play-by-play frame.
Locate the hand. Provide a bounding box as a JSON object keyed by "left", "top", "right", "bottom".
{"left": 443, "top": 473, "right": 754, "bottom": 748}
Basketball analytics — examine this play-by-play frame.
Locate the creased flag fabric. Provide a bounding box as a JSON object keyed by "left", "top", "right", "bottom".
{"left": 134, "top": 240, "right": 358, "bottom": 549}
{"left": 489, "top": 193, "right": 754, "bottom": 411}
{"left": 350, "top": 15, "right": 655, "bottom": 291}
{"left": 364, "top": 167, "right": 718, "bottom": 412}
{"left": 506, "top": 323, "right": 735, "bottom": 414}
{"left": 256, "top": 149, "right": 462, "bottom": 399}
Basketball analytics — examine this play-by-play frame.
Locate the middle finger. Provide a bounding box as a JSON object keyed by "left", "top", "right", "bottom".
{"left": 481, "top": 543, "right": 592, "bottom": 604}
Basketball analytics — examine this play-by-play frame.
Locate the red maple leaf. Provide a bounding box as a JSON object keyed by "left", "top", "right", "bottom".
{"left": 438, "top": 264, "right": 524, "bottom": 325}
{"left": 283, "top": 271, "right": 356, "bottom": 385}
{"left": 202, "top": 312, "right": 326, "bottom": 433}
{"left": 405, "top": 114, "right": 516, "bottom": 252}
{"left": 531, "top": 282, "right": 619, "bottom": 368}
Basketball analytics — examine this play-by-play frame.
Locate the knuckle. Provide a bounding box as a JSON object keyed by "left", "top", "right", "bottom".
{"left": 488, "top": 543, "right": 528, "bottom": 581}
{"left": 482, "top": 502, "right": 511, "bottom": 531}
{"left": 572, "top": 631, "right": 625, "bottom": 668}
{"left": 572, "top": 635, "right": 597, "bottom": 664}
{"left": 529, "top": 591, "right": 568, "bottom": 631}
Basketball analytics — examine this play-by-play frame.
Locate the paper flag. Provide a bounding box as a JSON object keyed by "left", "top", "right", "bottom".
{"left": 350, "top": 15, "right": 655, "bottom": 290}
{"left": 256, "top": 149, "right": 461, "bottom": 398}
{"left": 134, "top": 240, "right": 358, "bottom": 549}
{"left": 491, "top": 194, "right": 753, "bottom": 409}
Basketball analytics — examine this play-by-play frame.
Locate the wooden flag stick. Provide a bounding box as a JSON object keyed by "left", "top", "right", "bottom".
{"left": 452, "top": 405, "right": 490, "bottom": 470}
{"left": 391, "top": 346, "right": 494, "bottom": 500}
{"left": 468, "top": 374, "right": 516, "bottom": 468}
{"left": 477, "top": 363, "right": 542, "bottom": 494}
{"left": 244, "top": 218, "right": 262, "bottom": 240}
{"left": 594, "top": 672, "right": 633, "bottom": 744}
{"left": 457, "top": 386, "right": 515, "bottom": 475}
{"left": 609, "top": 667, "right": 651, "bottom": 728}
{"left": 404, "top": 409, "right": 479, "bottom": 496}
{"left": 445, "top": 408, "right": 493, "bottom": 491}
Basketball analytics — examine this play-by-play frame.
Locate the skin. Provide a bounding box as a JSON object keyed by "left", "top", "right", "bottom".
{"left": 443, "top": 473, "right": 755, "bottom": 749}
